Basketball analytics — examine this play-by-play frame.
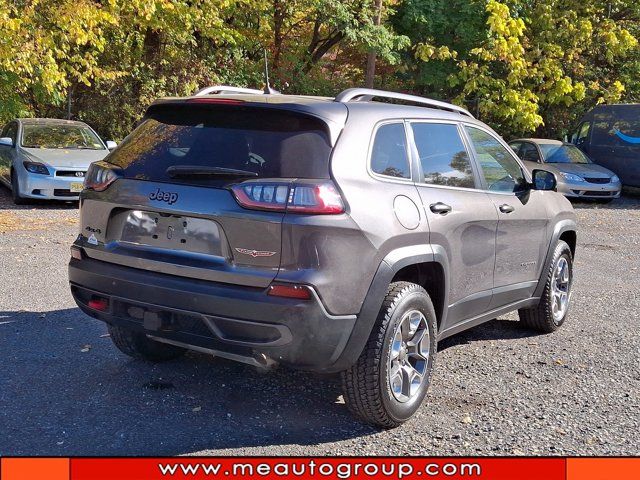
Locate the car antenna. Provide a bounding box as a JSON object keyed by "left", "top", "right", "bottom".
{"left": 263, "top": 49, "right": 280, "bottom": 95}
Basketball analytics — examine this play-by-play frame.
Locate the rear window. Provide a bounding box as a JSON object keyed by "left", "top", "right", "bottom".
{"left": 106, "top": 105, "right": 333, "bottom": 185}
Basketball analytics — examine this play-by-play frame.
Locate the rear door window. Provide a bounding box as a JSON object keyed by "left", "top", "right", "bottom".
{"left": 520, "top": 142, "right": 541, "bottom": 162}
{"left": 107, "top": 105, "right": 333, "bottom": 186}
{"left": 411, "top": 122, "right": 476, "bottom": 188}
{"left": 370, "top": 123, "right": 411, "bottom": 179}
{"left": 509, "top": 141, "right": 522, "bottom": 155}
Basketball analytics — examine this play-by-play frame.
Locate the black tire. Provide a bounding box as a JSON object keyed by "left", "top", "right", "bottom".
{"left": 340, "top": 281, "right": 437, "bottom": 428}
{"left": 518, "top": 240, "right": 573, "bottom": 333}
{"left": 11, "top": 170, "right": 28, "bottom": 205}
{"left": 108, "top": 324, "right": 186, "bottom": 361}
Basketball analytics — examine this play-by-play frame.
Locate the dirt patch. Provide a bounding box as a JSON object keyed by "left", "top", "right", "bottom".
{"left": 0, "top": 210, "right": 77, "bottom": 234}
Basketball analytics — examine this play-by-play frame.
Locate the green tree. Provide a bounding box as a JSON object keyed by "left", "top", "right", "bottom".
{"left": 393, "top": 0, "right": 639, "bottom": 137}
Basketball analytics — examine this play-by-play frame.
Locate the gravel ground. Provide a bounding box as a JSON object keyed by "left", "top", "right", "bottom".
{"left": 0, "top": 187, "right": 639, "bottom": 456}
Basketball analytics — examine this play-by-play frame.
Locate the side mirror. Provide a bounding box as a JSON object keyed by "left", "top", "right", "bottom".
{"left": 532, "top": 169, "right": 557, "bottom": 191}
{"left": 106, "top": 140, "right": 117, "bottom": 150}
{"left": 0, "top": 137, "right": 13, "bottom": 147}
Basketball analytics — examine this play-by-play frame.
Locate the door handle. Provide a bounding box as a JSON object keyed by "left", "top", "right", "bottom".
{"left": 499, "top": 204, "right": 515, "bottom": 214}
{"left": 430, "top": 202, "right": 452, "bottom": 215}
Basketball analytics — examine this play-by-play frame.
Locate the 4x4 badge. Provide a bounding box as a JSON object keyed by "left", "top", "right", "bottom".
{"left": 235, "top": 247, "right": 276, "bottom": 258}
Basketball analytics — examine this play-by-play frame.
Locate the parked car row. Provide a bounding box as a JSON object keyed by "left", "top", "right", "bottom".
{"left": 1, "top": 104, "right": 637, "bottom": 206}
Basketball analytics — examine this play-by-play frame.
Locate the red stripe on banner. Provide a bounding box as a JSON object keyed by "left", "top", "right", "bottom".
{"left": 70, "top": 457, "right": 566, "bottom": 480}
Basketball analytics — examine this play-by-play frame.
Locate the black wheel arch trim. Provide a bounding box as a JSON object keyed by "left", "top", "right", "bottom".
{"left": 533, "top": 219, "right": 577, "bottom": 298}
{"left": 330, "top": 244, "right": 449, "bottom": 372}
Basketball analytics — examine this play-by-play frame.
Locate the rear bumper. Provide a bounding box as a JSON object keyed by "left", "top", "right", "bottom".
{"left": 68, "top": 255, "right": 357, "bottom": 372}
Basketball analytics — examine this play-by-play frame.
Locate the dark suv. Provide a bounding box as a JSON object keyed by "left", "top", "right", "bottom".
{"left": 69, "top": 87, "right": 577, "bottom": 427}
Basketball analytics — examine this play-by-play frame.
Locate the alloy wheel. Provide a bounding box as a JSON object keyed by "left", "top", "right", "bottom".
{"left": 551, "top": 256, "right": 571, "bottom": 323}
{"left": 388, "top": 309, "right": 430, "bottom": 403}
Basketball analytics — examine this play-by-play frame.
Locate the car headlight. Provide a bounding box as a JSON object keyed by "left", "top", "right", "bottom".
{"left": 23, "top": 161, "right": 50, "bottom": 175}
{"left": 560, "top": 172, "right": 584, "bottom": 183}
{"left": 611, "top": 174, "right": 620, "bottom": 183}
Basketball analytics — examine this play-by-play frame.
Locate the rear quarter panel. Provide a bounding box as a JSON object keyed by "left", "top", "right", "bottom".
{"left": 285, "top": 106, "right": 429, "bottom": 315}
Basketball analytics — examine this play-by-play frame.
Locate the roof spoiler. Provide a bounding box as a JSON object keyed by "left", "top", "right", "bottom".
{"left": 194, "top": 85, "right": 263, "bottom": 96}
{"left": 334, "top": 88, "right": 473, "bottom": 118}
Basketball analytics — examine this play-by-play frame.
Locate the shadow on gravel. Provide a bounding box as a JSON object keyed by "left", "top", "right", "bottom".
{"left": 0, "top": 186, "right": 78, "bottom": 211}
{"left": 569, "top": 188, "right": 640, "bottom": 211}
{"left": 1, "top": 306, "right": 546, "bottom": 456}
{"left": 438, "top": 318, "right": 538, "bottom": 351}
{"left": 0, "top": 308, "right": 376, "bottom": 456}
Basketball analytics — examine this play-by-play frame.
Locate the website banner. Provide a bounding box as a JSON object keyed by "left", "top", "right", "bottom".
{"left": 1, "top": 457, "right": 638, "bottom": 480}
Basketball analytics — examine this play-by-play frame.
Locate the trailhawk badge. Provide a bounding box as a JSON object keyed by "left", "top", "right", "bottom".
{"left": 235, "top": 247, "right": 277, "bottom": 258}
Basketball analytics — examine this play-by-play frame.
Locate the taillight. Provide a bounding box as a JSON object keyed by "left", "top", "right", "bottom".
{"left": 87, "top": 297, "right": 109, "bottom": 311}
{"left": 231, "top": 180, "right": 344, "bottom": 214}
{"left": 84, "top": 161, "right": 122, "bottom": 192}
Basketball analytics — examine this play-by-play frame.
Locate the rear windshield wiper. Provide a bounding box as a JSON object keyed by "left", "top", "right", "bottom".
{"left": 166, "top": 165, "right": 259, "bottom": 178}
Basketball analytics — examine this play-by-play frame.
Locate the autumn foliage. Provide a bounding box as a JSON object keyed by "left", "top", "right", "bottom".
{"left": 0, "top": 0, "right": 638, "bottom": 139}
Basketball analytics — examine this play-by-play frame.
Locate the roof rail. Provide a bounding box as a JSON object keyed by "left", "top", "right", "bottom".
{"left": 334, "top": 88, "right": 473, "bottom": 118}
{"left": 194, "top": 85, "right": 263, "bottom": 96}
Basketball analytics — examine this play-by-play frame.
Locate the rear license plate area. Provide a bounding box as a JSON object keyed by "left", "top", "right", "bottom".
{"left": 118, "top": 210, "right": 223, "bottom": 256}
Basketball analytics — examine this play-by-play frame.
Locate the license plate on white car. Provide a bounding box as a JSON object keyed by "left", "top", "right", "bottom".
{"left": 70, "top": 182, "right": 84, "bottom": 193}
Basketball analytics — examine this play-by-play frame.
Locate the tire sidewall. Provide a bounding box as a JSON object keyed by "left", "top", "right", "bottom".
{"left": 379, "top": 289, "right": 437, "bottom": 423}
{"left": 11, "top": 170, "right": 25, "bottom": 204}
{"left": 11, "top": 170, "right": 20, "bottom": 198}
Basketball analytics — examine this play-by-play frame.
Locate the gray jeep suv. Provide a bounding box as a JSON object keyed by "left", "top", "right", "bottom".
{"left": 68, "top": 87, "right": 577, "bottom": 428}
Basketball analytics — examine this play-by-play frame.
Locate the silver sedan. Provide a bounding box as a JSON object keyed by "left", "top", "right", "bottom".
{"left": 509, "top": 138, "right": 622, "bottom": 202}
{"left": 0, "top": 118, "right": 116, "bottom": 204}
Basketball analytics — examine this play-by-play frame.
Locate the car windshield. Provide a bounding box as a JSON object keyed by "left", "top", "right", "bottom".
{"left": 539, "top": 144, "right": 591, "bottom": 164}
{"left": 21, "top": 124, "right": 104, "bottom": 150}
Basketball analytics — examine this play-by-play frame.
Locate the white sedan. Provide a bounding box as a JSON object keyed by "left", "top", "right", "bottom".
{"left": 0, "top": 118, "right": 116, "bottom": 204}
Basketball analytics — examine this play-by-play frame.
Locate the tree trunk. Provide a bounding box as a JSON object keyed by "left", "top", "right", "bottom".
{"left": 273, "top": 0, "right": 285, "bottom": 70}
{"left": 365, "top": 0, "right": 383, "bottom": 88}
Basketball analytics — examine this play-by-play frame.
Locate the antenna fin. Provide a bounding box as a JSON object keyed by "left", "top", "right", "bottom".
{"left": 263, "top": 49, "right": 280, "bottom": 95}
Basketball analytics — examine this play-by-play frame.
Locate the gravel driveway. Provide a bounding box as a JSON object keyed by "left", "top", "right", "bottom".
{"left": 1, "top": 187, "right": 638, "bottom": 456}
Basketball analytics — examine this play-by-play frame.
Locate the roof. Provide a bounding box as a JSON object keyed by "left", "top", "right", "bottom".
{"left": 150, "top": 92, "right": 476, "bottom": 126}
{"left": 17, "top": 118, "right": 90, "bottom": 126}
{"left": 592, "top": 103, "right": 640, "bottom": 108}
{"left": 149, "top": 94, "right": 347, "bottom": 124}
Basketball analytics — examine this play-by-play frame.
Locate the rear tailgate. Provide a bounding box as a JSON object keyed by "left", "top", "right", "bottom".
{"left": 78, "top": 102, "right": 344, "bottom": 288}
